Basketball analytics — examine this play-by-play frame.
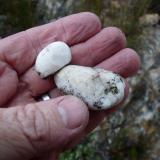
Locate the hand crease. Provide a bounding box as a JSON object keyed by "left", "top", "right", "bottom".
{"left": 15, "top": 106, "right": 38, "bottom": 156}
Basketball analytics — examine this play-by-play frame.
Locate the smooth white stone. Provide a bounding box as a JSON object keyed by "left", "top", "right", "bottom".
{"left": 35, "top": 41, "right": 71, "bottom": 78}
{"left": 54, "top": 65, "right": 125, "bottom": 110}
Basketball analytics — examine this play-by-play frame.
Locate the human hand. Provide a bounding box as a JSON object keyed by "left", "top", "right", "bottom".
{"left": 0, "top": 12, "right": 140, "bottom": 160}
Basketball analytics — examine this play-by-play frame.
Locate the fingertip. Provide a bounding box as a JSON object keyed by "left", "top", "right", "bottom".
{"left": 98, "top": 47, "right": 141, "bottom": 78}
{"left": 104, "top": 27, "right": 126, "bottom": 48}
{"left": 125, "top": 48, "right": 141, "bottom": 75}
{"left": 81, "top": 12, "right": 102, "bottom": 30}
{"left": 57, "top": 96, "right": 89, "bottom": 129}
{"left": 59, "top": 12, "right": 102, "bottom": 45}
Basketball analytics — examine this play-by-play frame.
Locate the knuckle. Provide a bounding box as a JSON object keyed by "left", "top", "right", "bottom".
{"left": 16, "top": 104, "right": 50, "bottom": 148}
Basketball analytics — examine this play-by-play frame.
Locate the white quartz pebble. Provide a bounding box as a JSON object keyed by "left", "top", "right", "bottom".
{"left": 54, "top": 65, "right": 125, "bottom": 110}
{"left": 35, "top": 41, "right": 71, "bottom": 78}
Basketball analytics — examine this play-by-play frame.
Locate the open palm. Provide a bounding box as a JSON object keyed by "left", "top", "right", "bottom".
{"left": 0, "top": 12, "right": 140, "bottom": 160}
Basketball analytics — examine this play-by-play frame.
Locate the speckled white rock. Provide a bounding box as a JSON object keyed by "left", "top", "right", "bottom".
{"left": 35, "top": 41, "right": 71, "bottom": 78}
{"left": 54, "top": 65, "right": 125, "bottom": 110}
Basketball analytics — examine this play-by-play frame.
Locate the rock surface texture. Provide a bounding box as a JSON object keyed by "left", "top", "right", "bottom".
{"left": 55, "top": 65, "right": 125, "bottom": 110}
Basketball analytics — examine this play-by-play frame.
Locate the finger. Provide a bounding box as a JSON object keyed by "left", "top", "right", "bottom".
{"left": 97, "top": 48, "right": 141, "bottom": 78}
{"left": 21, "top": 27, "right": 126, "bottom": 97}
{"left": 0, "top": 12, "right": 101, "bottom": 74}
{"left": 0, "top": 61, "right": 18, "bottom": 106}
{"left": 21, "top": 67, "right": 54, "bottom": 97}
{"left": 0, "top": 96, "right": 89, "bottom": 160}
{"left": 71, "top": 27, "right": 126, "bottom": 66}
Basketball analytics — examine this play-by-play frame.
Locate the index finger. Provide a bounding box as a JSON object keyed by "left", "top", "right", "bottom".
{"left": 0, "top": 12, "right": 101, "bottom": 74}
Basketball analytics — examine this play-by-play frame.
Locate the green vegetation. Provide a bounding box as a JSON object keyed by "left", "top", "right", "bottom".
{"left": 73, "top": 0, "right": 152, "bottom": 48}
{"left": 0, "top": 0, "right": 155, "bottom": 48}
{"left": 60, "top": 132, "right": 101, "bottom": 160}
{"left": 109, "top": 129, "right": 150, "bottom": 160}
{"left": 0, "top": 0, "right": 47, "bottom": 37}
{"left": 104, "top": 0, "right": 152, "bottom": 48}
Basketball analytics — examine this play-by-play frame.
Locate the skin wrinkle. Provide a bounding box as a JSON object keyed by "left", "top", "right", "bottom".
{"left": 5, "top": 87, "right": 34, "bottom": 108}
{"left": 71, "top": 27, "right": 126, "bottom": 67}
{"left": 19, "top": 78, "right": 39, "bottom": 98}
{"left": 88, "top": 28, "right": 126, "bottom": 65}
{"left": 57, "top": 12, "right": 101, "bottom": 45}
{"left": 0, "top": 108, "right": 34, "bottom": 160}
{"left": 25, "top": 30, "right": 41, "bottom": 55}
{"left": 21, "top": 99, "right": 69, "bottom": 152}
{"left": 33, "top": 104, "right": 50, "bottom": 143}
{"left": 15, "top": 104, "right": 59, "bottom": 158}
{"left": 24, "top": 104, "right": 48, "bottom": 142}
{"left": 97, "top": 48, "right": 140, "bottom": 77}
{"left": 1, "top": 33, "right": 33, "bottom": 74}
{"left": 1, "top": 54, "right": 18, "bottom": 75}
{"left": 0, "top": 61, "right": 8, "bottom": 75}
{"left": 15, "top": 106, "right": 37, "bottom": 158}
{"left": 58, "top": 20, "right": 69, "bottom": 44}
{"left": 0, "top": 65, "right": 18, "bottom": 106}
{"left": 20, "top": 67, "right": 53, "bottom": 97}
{"left": 19, "top": 80, "right": 33, "bottom": 97}
{"left": 31, "top": 104, "right": 56, "bottom": 154}
{"left": 23, "top": 31, "right": 39, "bottom": 69}
{"left": 61, "top": 20, "right": 85, "bottom": 45}
{"left": 37, "top": 22, "right": 62, "bottom": 50}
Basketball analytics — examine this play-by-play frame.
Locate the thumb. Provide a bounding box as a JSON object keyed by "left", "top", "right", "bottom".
{"left": 0, "top": 96, "right": 89, "bottom": 160}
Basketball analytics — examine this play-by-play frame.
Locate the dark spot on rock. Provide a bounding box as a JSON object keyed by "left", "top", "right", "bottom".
{"left": 96, "top": 106, "right": 102, "bottom": 109}
{"left": 37, "top": 71, "right": 41, "bottom": 76}
{"left": 119, "top": 77, "right": 123, "bottom": 83}
{"left": 104, "top": 88, "right": 109, "bottom": 94}
{"left": 105, "top": 82, "right": 119, "bottom": 94}
{"left": 110, "top": 86, "right": 119, "bottom": 94}
{"left": 107, "top": 81, "right": 111, "bottom": 84}
{"left": 93, "top": 101, "right": 103, "bottom": 108}
{"left": 67, "top": 89, "right": 74, "bottom": 95}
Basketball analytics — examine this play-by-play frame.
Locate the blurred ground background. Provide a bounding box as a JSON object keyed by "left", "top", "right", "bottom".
{"left": 0, "top": 0, "right": 160, "bottom": 159}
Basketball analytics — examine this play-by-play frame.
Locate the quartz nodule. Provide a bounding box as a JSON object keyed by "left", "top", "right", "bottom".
{"left": 35, "top": 41, "right": 71, "bottom": 78}
{"left": 54, "top": 65, "right": 125, "bottom": 110}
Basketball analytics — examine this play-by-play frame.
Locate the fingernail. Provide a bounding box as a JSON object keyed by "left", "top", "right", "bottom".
{"left": 58, "top": 96, "right": 88, "bottom": 129}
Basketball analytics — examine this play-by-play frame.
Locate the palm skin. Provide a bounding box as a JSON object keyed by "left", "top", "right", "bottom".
{"left": 0, "top": 12, "right": 140, "bottom": 160}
